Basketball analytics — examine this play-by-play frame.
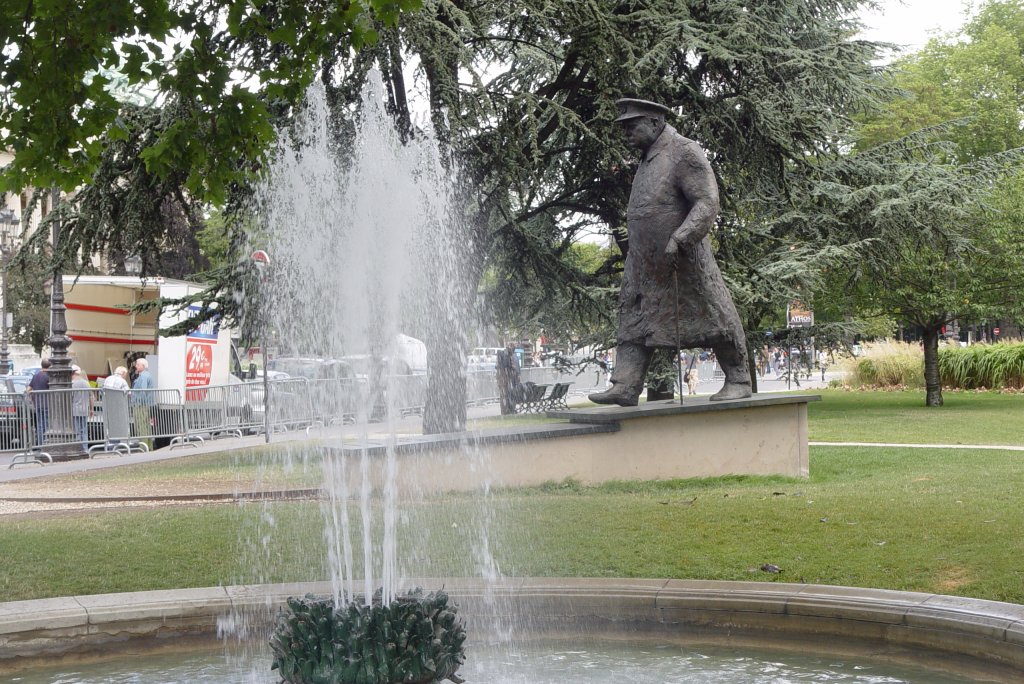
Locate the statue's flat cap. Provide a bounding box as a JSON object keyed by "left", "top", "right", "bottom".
{"left": 614, "top": 98, "right": 672, "bottom": 122}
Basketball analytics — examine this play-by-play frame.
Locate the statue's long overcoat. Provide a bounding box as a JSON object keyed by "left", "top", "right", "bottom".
{"left": 618, "top": 124, "right": 741, "bottom": 348}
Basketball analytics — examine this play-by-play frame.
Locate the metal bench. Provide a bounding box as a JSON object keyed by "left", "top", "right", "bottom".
{"left": 515, "top": 382, "right": 548, "bottom": 413}
{"left": 539, "top": 382, "right": 571, "bottom": 411}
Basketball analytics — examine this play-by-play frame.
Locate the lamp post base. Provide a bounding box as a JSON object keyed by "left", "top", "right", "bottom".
{"left": 43, "top": 438, "right": 89, "bottom": 462}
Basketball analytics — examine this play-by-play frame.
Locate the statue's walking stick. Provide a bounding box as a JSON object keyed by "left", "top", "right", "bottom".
{"left": 674, "top": 268, "right": 684, "bottom": 403}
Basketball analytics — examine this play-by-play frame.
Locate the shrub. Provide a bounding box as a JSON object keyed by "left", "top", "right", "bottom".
{"left": 839, "top": 341, "right": 924, "bottom": 388}
{"left": 939, "top": 341, "right": 1024, "bottom": 390}
{"left": 270, "top": 588, "right": 466, "bottom": 684}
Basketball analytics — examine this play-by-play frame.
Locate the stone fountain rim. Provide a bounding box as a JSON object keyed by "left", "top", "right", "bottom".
{"left": 1, "top": 577, "right": 1023, "bottom": 678}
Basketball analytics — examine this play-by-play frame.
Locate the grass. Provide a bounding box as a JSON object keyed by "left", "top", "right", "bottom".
{"left": 2, "top": 389, "right": 1024, "bottom": 605}
{"left": 3, "top": 445, "right": 1024, "bottom": 604}
{"left": 808, "top": 389, "right": 1024, "bottom": 445}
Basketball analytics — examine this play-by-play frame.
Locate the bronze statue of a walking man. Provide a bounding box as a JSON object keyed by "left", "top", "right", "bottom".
{"left": 589, "top": 98, "right": 752, "bottom": 406}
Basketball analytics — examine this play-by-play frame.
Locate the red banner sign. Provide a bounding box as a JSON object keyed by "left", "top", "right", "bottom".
{"left": 185, "top": 342, "right": 214, "bottom": 400}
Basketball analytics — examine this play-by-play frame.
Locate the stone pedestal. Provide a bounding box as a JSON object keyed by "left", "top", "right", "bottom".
{"left": 328, "top": 394, "right": 818, "bottom": 494}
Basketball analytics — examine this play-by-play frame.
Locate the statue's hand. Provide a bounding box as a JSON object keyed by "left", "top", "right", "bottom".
{"left": 665, "top": 234, "right": 683, "bottom": 256}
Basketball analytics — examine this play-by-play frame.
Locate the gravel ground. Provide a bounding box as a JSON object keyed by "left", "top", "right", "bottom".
{"left": 0, "top": 497, "right": 237, "bottom": 518}
{"left": 0, "top": 472, "right": 298, "bottom": 517}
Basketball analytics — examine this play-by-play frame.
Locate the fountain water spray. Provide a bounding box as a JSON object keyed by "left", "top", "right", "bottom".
{"left": 259, "top": 70, "right": 474, "bottom": 608}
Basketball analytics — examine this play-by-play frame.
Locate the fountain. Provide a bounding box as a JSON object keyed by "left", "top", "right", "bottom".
{"left": 2, "top": 76, "right": 1024, "bottom": 683}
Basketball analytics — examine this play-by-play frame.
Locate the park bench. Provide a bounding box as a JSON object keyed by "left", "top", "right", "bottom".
{"left": 539, "top": 382, "right": 571, "bottom": 411}
{"left": 515, "top": 382, "right": 548, "bottom": 413}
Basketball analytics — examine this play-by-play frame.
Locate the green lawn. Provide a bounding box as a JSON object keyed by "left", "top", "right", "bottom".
{"left": 3, "top": 445, "right": 1024, "bottom": 604}
{"left": 808, "top": 389, "right": 1024, "bottom": 445}
{"left": 3, "top": 389, "right": 1024, "bottom": 605}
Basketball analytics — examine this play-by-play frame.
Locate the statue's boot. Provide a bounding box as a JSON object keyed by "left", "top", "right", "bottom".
{"left": 589, "top": 343, "right": 650, "bottom": 406}
{"left": 588, "top": 384, "right": 640, "bottom": 407}
{"left": 709, "top": 339, "right": 752, "bottom": 402}
{"left": 709, "top": 380, "right": 752, "bottom": 401}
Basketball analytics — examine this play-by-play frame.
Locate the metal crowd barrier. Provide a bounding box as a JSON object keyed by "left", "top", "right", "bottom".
{"left": 4, "top": 362, "right": 632, "bottom": 469}
{"left": 466, "top": 371, "right": 499, "bottom": 405}
{"left": 4, "top": 386, "right": 183, "bottom": 467}
{"left": 266, "top": 378, "right": 315, "bottom": 432}
{"left": 94, "top": 388, "right": 138, "bottom": 455}
{"left": 179, "top": 385, "right": 240, "bottom": 441}
{"left": 305, "top": 378, "right": 360, "bottom": 427}
{"left": 5, "top": 388, "right": 100, "bottom": 465}
{"left": 692, "top": 360, "right": 723, "bottom": 382}
{"left": 389, "top": 374, "right": 427, "bottom": 416}
{"left": 2, "top": 390, "right": 50, "bottom": 467}
{"left": 123, "top": 388, "right": 191, "bottom": 451}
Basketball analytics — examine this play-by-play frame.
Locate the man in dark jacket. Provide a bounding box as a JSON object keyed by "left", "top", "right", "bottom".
{"left": 495, "top": 343, "right": 522, "bottom": 415}
{"left": 27, "top": 358, "right": 51, "bottom": 444}
{"left": 589, "top": 99, "right": 751, "bottom": 406}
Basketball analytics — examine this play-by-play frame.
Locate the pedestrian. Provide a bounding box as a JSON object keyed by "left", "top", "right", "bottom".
{"left": 685, "top": 367, "right": 698, "bottom": 395}
{"left": 26, "top": 358, "right": 51, "bottom": 445}
{"left": 817, "top": 349, "right": 829, "bottom": 382}
{"left": 131, "top": 357, "right": 156, "bottom": 447}
{"left": 495, "top": 343, "right": 522, "bottom": 415}
{"left": 102, "top": 366, "right": 130, "bottom": 391}
{"left": 71, "top": 366, "right": 93, "bottom": 453}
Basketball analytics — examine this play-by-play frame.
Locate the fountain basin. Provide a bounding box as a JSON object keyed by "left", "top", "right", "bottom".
{"left": 2, "top": 578, "right": 1023, "bottom": 680}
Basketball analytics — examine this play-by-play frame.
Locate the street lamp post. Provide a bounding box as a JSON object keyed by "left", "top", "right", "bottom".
{"left": 43, "top": 189, "right": 82, "bottom": 460}
{"left": 0, "top": 209, "right": 19, "bottom": 376}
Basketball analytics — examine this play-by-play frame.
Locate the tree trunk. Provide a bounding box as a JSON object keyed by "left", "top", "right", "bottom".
{"left": 922, "top": 324, "right": 943, "bottom": 407}
{"left": 422, "top": 321, "right": 467, "bottom": 435}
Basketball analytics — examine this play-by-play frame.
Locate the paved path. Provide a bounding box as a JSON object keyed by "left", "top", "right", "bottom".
{"left": 811, "top": 441, "right": 1024, "bottom": 451}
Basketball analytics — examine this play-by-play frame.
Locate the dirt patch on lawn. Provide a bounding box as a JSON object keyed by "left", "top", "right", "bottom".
{"left": 0, "top": 471, "right": 321, "bottom": 518}
{"left": 935, "top": 565, "right": 975, "bottom": 592}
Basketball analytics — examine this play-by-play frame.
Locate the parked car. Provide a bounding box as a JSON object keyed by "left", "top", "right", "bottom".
{"left": 0, "top": 375, "right": 33, "bottom": 450}
{"left": 267, "top": 357, "right": 356, "bottom": 381}
{"left": 226, "top": 370, "right": 292, "bottom": 428}
{"left": 339, "top": 355, "right": 412, "bottom": 379}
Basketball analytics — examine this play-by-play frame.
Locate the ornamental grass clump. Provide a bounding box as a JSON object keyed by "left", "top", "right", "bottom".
{"left": 939, "top": 341, "right": 1024, "bottom": 390}
{"left": 839, "top": 341, "right": 924, "bottom": 389}
{"left": 270, "top": 589, "right": 466, "bottom": 684}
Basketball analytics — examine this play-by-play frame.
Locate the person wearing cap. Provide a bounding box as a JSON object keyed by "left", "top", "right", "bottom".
{"left": 71, "top": 366, "right": 93, "bottom": 453}
{"left": 589, "top": 98, "right": 751, "bottom": 406}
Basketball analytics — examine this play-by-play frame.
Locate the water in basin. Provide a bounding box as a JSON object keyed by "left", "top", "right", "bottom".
{"left": 6, "top": 639, "right": 976, "bottom": 683}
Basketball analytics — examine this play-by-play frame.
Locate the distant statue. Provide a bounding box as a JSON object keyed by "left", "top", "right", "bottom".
{"left": 589, "top": 98, "right": 752, "bottom": 406}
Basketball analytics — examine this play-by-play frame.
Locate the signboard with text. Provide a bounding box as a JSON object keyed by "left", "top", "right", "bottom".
{"left": 186, "top": 305, "right": 221, "bottom": 342}
{"left": 185, "top": 342, "right": 213, "bottom": 399}
{"left": 786, "top": 300, "right": 814, "bottom": 328}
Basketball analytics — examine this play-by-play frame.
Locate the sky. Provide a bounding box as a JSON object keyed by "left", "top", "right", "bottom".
{"left": 858, "top": 0, "right": 975, "bottom": 54}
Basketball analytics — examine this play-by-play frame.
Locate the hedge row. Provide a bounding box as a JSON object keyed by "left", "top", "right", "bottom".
{"left": 840, "top": 341, "right": 1024, "bottom": 390}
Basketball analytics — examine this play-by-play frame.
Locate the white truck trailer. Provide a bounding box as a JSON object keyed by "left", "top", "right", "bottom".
{"left": 61, "top": 275, "right": 236, "bottom": 393}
